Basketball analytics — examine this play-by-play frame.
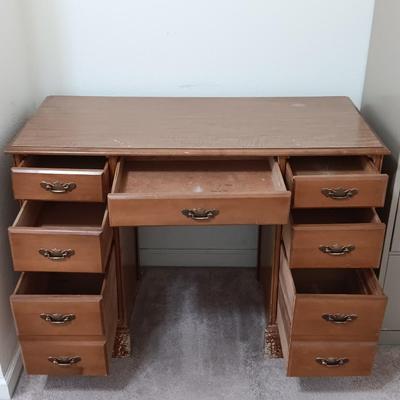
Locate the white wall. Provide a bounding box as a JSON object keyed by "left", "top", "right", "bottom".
{"left": 18, "top": 0, "right": 376, "bottom": 267}
{"left": 22, "top": 0, "right": 374, "bottom": 106}
{"left": 0, "top": 1, "right": 38, "bottom": 398}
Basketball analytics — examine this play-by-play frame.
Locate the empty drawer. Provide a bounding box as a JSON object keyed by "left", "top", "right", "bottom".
{"left": 283, "top": 208, "right": 385, "bottom": 268}
{"left": 286, "top": 156, "right": 388, "bottom": 208}
{"left": 12, "top": 156, "right": 110, "bottom": 202}
{"left": 108, "top": 158, "right": 291, "bottom": 226}
{"left": 11, "top": 247, "right": 117, "bottom": 337}
{"left": 279, "top": 247, "right": 387, "bottom": 340}
{"left": 9, "top": 201, "right": 112, "bottom": 272}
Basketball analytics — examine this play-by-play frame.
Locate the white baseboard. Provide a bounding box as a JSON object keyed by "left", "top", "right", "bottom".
{"left": 139, "top": 249, "right": 257, "bottom": 267}
{"left": 379, "top": 330, "right": 400, "bottom": 345}
{"left": 0, "top": 347, "right": 22, "bottom": 400}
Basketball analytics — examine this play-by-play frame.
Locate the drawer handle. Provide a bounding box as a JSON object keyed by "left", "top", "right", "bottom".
{"left": 40, "top": 313, "right": 76, "bottom": 325}
{"left": 182, "top": 208, "right": 219, "bottom": 221}
{"left": 40, "top": 181, "right": 77, "bottom": 194}
{"left": 319, "top": 244, "right": 355, "bottom": 256}
{"left": 315, "top": 357, "right": 349, "bottom": 368}
{"left": 322, "top": 313, "right": 358, "bottom": 324}
{"left": 48, "top": 356, "right": 81, "bottom": 367}
{"left": 321, "top": 187, "right": 358, "bottom": 200}
{"left": 39, "top": 248, "right": 75, "bottom": 261}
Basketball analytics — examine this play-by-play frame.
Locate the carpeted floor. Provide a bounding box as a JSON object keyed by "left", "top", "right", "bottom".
{"left": 13, "top": 268, "right": 400, "bottom": 400}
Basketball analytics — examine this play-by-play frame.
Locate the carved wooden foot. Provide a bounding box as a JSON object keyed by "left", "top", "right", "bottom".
{"left": 112, "top": 326, "right": 131, "bottom": 358}
{"left": 264, "top": 324, "right": 283, "bottom": 358}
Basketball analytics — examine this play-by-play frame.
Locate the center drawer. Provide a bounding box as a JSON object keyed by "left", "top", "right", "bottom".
{"left": 283, "top": 208, "right": 385, "bottom": 268}
{"left": 279, "top": 247, "right": 387, "bottom": 340}
{"left": 286, "top": 156, "right": 388, "bottom": 208}
{"left": 108, "top": 158, "right": 291, "bottom": 226}
{"left": 8, "top": 201, "right": 112, "bottom": 273}
{"left": 11, "top": 247, "right": 117, "bottom": 337}
{"left": 11, "top": 156, "right": 110, "bottom": 202}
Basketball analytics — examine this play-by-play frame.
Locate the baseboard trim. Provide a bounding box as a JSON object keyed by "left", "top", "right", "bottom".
{"left": 379, "top": 330, "right": 400, "bottom": 345}
{"left": 139, "top": 249, "right": 257, "bottom": 267}
{"left": 0, "top": 346, "right": 22, "bottom": 400}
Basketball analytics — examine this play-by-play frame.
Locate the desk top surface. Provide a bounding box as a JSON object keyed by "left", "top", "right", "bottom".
{"left": 7, "top": 96, "right": 389, "bottom": 156}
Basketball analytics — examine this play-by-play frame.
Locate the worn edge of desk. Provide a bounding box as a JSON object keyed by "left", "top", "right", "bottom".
{"left": 3, "top": 146, "right": 391, "bottom": 156}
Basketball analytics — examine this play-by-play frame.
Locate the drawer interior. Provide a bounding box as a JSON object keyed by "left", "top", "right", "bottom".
{"left": 288, "top": 156, "right": 378, "bottom": 176}
{"left": 113, "top": 158, "right": 287, "bottom": 197}
{"left": 291, "top": 208, "right": 380, "bottom": 225}
{"left": 18, "top": 155, "right": 106, "bottom": 170}
{"left": 291, "top": 268, "right": 381, "bottom": 296}
{"left": 13, "top": 202, "right": 107, "bottom": 230}
{"left": 15, "top": 272, "right": 104, "bottom": 295}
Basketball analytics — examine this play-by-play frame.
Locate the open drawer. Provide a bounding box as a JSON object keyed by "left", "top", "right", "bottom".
{"left": 108, "top": 158, "right": 291, "bottom": 226}
{"left": 286, "top": 156, "right": 388, "bottom": 208}
{"left": 279, "top": 247, "right": 387, "bottom": 340}
{"left": 9, "top": 201, "right": 112, "bottom": 273}
{"left": 12, "top": 156, "right": 110, "bottom": 202}
{"left": 283, "top": 208, "right": 385, "bottom": 268}
{"left": 11, "top": 246, "right": 117, "bottom": 337}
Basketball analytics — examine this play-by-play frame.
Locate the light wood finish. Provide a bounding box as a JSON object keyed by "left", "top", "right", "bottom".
{"left": 283, "top": 208, "right": 385, "bottom": 268}
{"left": 19, "top": 337, "right": 110, "bottom": 376}
{"left": 9, "top": 201, "right": 112, "bottom": 272}
{"left": 287, "top": 340, "right": 377, "bottom": 377}
{"left": 12, "top": 156, "right": 110, "bottom": 202}
{"left": 286, "top": 156, "right": 388, "bottom": 208}
{"left": 279, "top": 248, "right": 387, "bottom": 340}
{"left": 108, "top": 158, "right": 291, "bottom": 226}
{"left": 6, "top": 96, "right": 389, "bottom": 156}
{"left": 10, "top": 247, "right": 117, "bottom": 337}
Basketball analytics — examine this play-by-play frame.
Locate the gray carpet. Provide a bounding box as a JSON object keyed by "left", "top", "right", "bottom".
{"left": 13, "top": 267, "right": 400, "bottom": 400}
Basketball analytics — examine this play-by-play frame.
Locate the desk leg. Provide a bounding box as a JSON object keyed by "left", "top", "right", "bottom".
{"left": 113, "top": 227, "right": 140, "bottom": 358}
{"left": 261, "top": 225, "right": 283, "bottom": 359}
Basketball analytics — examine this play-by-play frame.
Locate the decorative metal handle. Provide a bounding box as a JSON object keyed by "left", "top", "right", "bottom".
{"left": 40, "top": 181, "right": 77, "bottom": 194}
{"left": 315, "top": 357, "right": 349, "bottom": 367}
{"left": 48, "top": 356, "right": 81, "bottom": 367}
{"left": 321, "top": 187, "right": 358, "bottom": 200}
{"left": 322, "top": 313, "right": 358, "bottom": 324}
{"left": 181, "top": 208, "right": 219, "bottom": 221}
{"left": 40, "top": 313, "right": 76, "bottom": 325}
{"left": 319, "top": 244, "right": 355, "bottom": 256}
{"left": 39, "top": 248, "right": 75, "bottom": 261}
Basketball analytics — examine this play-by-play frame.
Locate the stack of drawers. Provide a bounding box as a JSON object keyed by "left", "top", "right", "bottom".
{"left": 278, "top": 156, "right": 389, "bottom": 376}
{"left": 8, "top": 156, "right": 117, "bottom": 376}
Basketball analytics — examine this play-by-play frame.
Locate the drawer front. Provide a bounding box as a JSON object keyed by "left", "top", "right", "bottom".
{"left": 108, "top": 197, "right": 290, "bottom": 227}
{"left": 12, "top": 165, "right": 110, "bottom": 202}
{"left": 287, "top": 340, "right": 377, "bottom": 377}
{"left": 292, "top": 295, "right": 386, "bottom": 339}
{"left": 9, "top": 229, "right": 112, "bottom": 273}
{"left": 290, "top": 175, "right": 388, "bottom": 208}
{"left": 11, "top": 249, "right": 117, "bottom": 336}
{"left": 284, "top": 223, "right": 385, "bottom": 268}
{"left": 20, "top": 338, "right": 109, "bottom": 376}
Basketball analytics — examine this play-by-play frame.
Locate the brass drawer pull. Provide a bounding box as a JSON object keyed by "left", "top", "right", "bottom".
{"left": 321, "top": 187, "right": 358, "bottom": 200}
{"left": 48, "top": 356, "right": 81, "bottom": 367}
{"left": 40, "top": 313, "right": 76, "bottom": 325}
{"left": 182, "top": 208, "right": 219, "bottom": 221}
{"left": 315, "top": 357, "right": 349, "bottom": 367}
{"left": 39, "top": 248, "right": 75, "bottom": 261}
{"left": 319, "top": 244, "right": 355, "bottom": 256}
{"left": 40, "top": 181, "right": 77, "bottom": 194}
{"left": 322, "top": 313, "right": 358, "bottom": 324}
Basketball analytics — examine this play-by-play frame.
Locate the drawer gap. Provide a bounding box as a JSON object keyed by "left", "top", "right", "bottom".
{"left": 19, "top": 155, "right": 107, "bottom": 170}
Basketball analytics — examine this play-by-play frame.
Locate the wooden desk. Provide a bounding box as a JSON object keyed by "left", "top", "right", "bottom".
{"left": 6, "top": 96, "right": 390, "bottom": 377}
